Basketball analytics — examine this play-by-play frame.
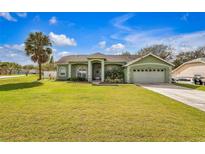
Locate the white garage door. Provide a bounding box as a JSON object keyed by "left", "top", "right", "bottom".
{"left": 132, "top": 68, "right": 165, "bottom": 83}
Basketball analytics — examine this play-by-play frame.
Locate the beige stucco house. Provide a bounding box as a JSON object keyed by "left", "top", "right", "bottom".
{"left": 172, "top": 58, "right": 205, "bottom": 79}
{"left": 56, "top": 52, "right": 174, "bottom": 83}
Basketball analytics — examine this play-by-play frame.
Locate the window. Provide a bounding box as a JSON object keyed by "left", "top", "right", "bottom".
{"left": 145, "top": 69, "right": 148, "bottom": 72}
{"left": 161, "top": 69, "right": 164, "bottom": 72}
{"left": 133, "top": 69, "right": 136, "bottom": 72}
{"left": 59, "top": 66, "right": 66, "bottom": 77}
{"left": 77, "top": 69, "right": 87, "bottom": 78}
{"left": 137, "top": 69, "right": 140, "bottom": 72}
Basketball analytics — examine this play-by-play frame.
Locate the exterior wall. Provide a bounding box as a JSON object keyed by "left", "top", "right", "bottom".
{"left": 105, "top": 64, "right": 122, "bottom": 71}
{"left": 138, "top": 56, "right": 170, "bottom": 65}
{"left": 172, "top": 62, "right": 205, "bottom": 78}
{"left": 124, "top": 67, "right": 128, "bottom": 83}
{"left": 57, "top": 64, "right": 68, "bottom": 80}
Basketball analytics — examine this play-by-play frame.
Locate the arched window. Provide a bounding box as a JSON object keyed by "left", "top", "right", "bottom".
{"left": 59, "top": 66, "right": 66, "bottom": 77}
{"left": 77, "top": 67, "right": 87, "bottom": 78}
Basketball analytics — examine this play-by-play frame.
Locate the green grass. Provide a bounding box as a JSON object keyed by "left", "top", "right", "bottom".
{"left": 175, "top": 83, "right": 205, "bottom": 91}
{"left": 1, "top": 76, "right": 205, "bottom": 141}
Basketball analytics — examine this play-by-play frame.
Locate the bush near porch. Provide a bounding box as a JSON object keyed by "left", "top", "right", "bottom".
{"left": 105, "top": 68, "right": 124, "bottom": 83}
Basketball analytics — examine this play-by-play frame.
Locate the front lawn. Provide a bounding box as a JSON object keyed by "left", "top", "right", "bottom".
{"left": 1, "top": 76, "right": 205, "bottom": 141}
{"left": 175, "top": 83, "right": 205, "bottom": 91}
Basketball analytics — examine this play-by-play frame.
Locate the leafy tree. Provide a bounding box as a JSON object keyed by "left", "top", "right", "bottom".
{"left": 173, "top": 47, "right": 205, "bottom": 68}
{"left": 24, "top": 32, "right": 52, "bottom": 80}
{"left": 0, "top": 62, "right": 22, "bottom": 74}
{"left": 137, "top": 44, "right": 173, "bottom": 60}
{"left": 23, "top": 64, "right": 35, "bottom": 75}
{"left": 42, "top": 55, "right": 56, "bottom": 71}
{"left": 0, "top": 62, "right": 9, "bottom": 74}
{"left": 121, "top": 51, "right": 131, "bottom": 56}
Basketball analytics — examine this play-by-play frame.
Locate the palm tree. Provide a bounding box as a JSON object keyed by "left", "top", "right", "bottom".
{"left": 24, "top": 32, "right": 52, "bottom": 80}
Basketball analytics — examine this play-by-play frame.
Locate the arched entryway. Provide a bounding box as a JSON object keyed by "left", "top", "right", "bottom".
{"left": 88, "top": 59, "right": 105, "bottom": 82}
{"left": 92, "top": 62, "right": 101, "bottom": 80}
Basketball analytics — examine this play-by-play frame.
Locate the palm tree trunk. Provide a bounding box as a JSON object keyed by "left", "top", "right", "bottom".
{"left": 38, "top": 63, "right": 42, "bottom": 80}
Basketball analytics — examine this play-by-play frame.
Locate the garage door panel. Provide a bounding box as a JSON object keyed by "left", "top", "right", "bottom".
{"left": 132, "top": 68, "right": 165, "bottom": 83}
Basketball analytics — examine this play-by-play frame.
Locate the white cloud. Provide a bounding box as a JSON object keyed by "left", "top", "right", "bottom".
{"left": 49, "top": 32, "right": 77, "bottom": 46}
{"left": 98, "top": 41, "right": 106, "bottom": 48}
{"left": 16, "top": 12, "right": 27, "bottom": 18}
{"left": 180, "top": 13, "right": 189, "bottom": 22}
{"left": 124, "top": 29, "right": 205, "bottom": 53}
{"left": 10, "top": 53, "right": 17, "bottom": 57}
{"left": 111, "top": 13, "right": 135, "bottom": 31}
{"left": 3, "top": 44, "right": 25, "bottom": 51}
{"left": 49, "top": 16, "right": 57, "bottom": 25}
{"left": 0, "top": 12, "right": 17, "bottom": 22}
{"left": 106, "top": 43, "right": 125, "bottom": 53}
{"left": 0, "top": 43, "right": 32, "bottom": 65}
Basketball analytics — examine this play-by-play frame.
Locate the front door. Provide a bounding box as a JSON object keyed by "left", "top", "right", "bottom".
{"left": 92, "top": 63, "right": 101, "bottom": 80}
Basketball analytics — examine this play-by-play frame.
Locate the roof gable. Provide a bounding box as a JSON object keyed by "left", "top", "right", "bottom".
{"left": 172, "top": 57, "right": 205, "bottom": 73}
{"left": 87, "top": 52, "right": 106, "bottom": 59}
{"left": 124, "top": 53, "right": 174, "bottom": 67}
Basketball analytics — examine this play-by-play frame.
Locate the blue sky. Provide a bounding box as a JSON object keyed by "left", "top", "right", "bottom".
{"left": 1, "top": 12, "right": 205, "bottom": 64}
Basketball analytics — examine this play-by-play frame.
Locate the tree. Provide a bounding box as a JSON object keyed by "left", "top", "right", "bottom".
{"left": 0, "top": 62, "right": 22, "bottom": 74}
{"left": 0, "top": 62, "right": 8, "bottom": 75}
{"left": 137, "top": 44, "right": 173, "bottom": 60}
{"left": 173, "top": 47, "right": 205, "bottom": 68}
{"left": 24, "top": 32, "right": 52, "bottom": 80}
{"left": 121, "top": 51, "right": 131, "bottom": 56}
{"left": 23, "top": 64, "right": 35, "bottom": 75}
{"left": 14, "top": 63, "right": 22, "bottom": 74}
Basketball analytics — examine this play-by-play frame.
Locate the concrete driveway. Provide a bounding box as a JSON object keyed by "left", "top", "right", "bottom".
{"left": 139, "top": 83, "right": 205, "bottom": 112}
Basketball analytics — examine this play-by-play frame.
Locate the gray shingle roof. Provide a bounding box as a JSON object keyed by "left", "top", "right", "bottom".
{"left": 56, "top": 53, "right": 139, "bottom": 63}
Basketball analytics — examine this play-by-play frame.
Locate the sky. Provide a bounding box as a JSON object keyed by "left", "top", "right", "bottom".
{"left": 1, "top": 12, "right": 205, "bottom": 65}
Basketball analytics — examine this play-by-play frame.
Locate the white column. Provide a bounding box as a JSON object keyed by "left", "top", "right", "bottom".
{"left": 56, "top": 65, "right": 59, "bottom": 79}
{"left": 68, "top": 63, "right": 71, "bottom": 78}
{"left": 127, "top": 66, "right": 130, "bottom": 83}
{"left": 101, "top": 60, "right": 105, "bottom": 82}
{"left": 88, "top": 60, "right": 92, "bottom": 82}
{"left": 168, "top": 66, "right": 172, "bottom": 83}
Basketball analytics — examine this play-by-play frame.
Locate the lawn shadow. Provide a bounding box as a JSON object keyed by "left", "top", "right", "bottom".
{"left": 0, "top": 81, "right": 43, "bottom": 91}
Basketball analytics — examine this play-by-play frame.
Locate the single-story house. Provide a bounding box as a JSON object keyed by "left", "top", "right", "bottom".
{"left": 172, "top": 58, "right": 205, "bottom": 79}
{"left": 56, "top": 52, "right": 174, "bottom": 83}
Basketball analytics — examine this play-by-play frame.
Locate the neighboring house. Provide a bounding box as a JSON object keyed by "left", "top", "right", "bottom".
{"left": 172, "top": 58, "right": 205, "bottom": 79}
{"left": 56, "top": 52, "right": 174, "bottom": 83}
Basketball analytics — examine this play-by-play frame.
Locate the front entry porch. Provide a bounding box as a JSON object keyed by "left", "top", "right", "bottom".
{"left": 88, "top": 59, "right": 105, "bottom": 82}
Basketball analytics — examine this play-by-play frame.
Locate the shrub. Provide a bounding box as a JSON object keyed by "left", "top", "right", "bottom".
{"left": 105, "top": 68, "right": 124, "bottom": 83}
{"left": 68, "top": 77, "right": 87, "bottom": 81}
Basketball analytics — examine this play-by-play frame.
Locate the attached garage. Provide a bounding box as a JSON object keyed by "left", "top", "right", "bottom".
{"left": 124, "top": 53, "right": 174, "bottom": 83}
{"left": 132, "top": 68, "right": 165, "bottom": 83}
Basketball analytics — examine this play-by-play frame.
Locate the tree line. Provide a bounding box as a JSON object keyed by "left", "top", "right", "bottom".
{"left": 0, "top": 62, "right": 56, "bottom": 75}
